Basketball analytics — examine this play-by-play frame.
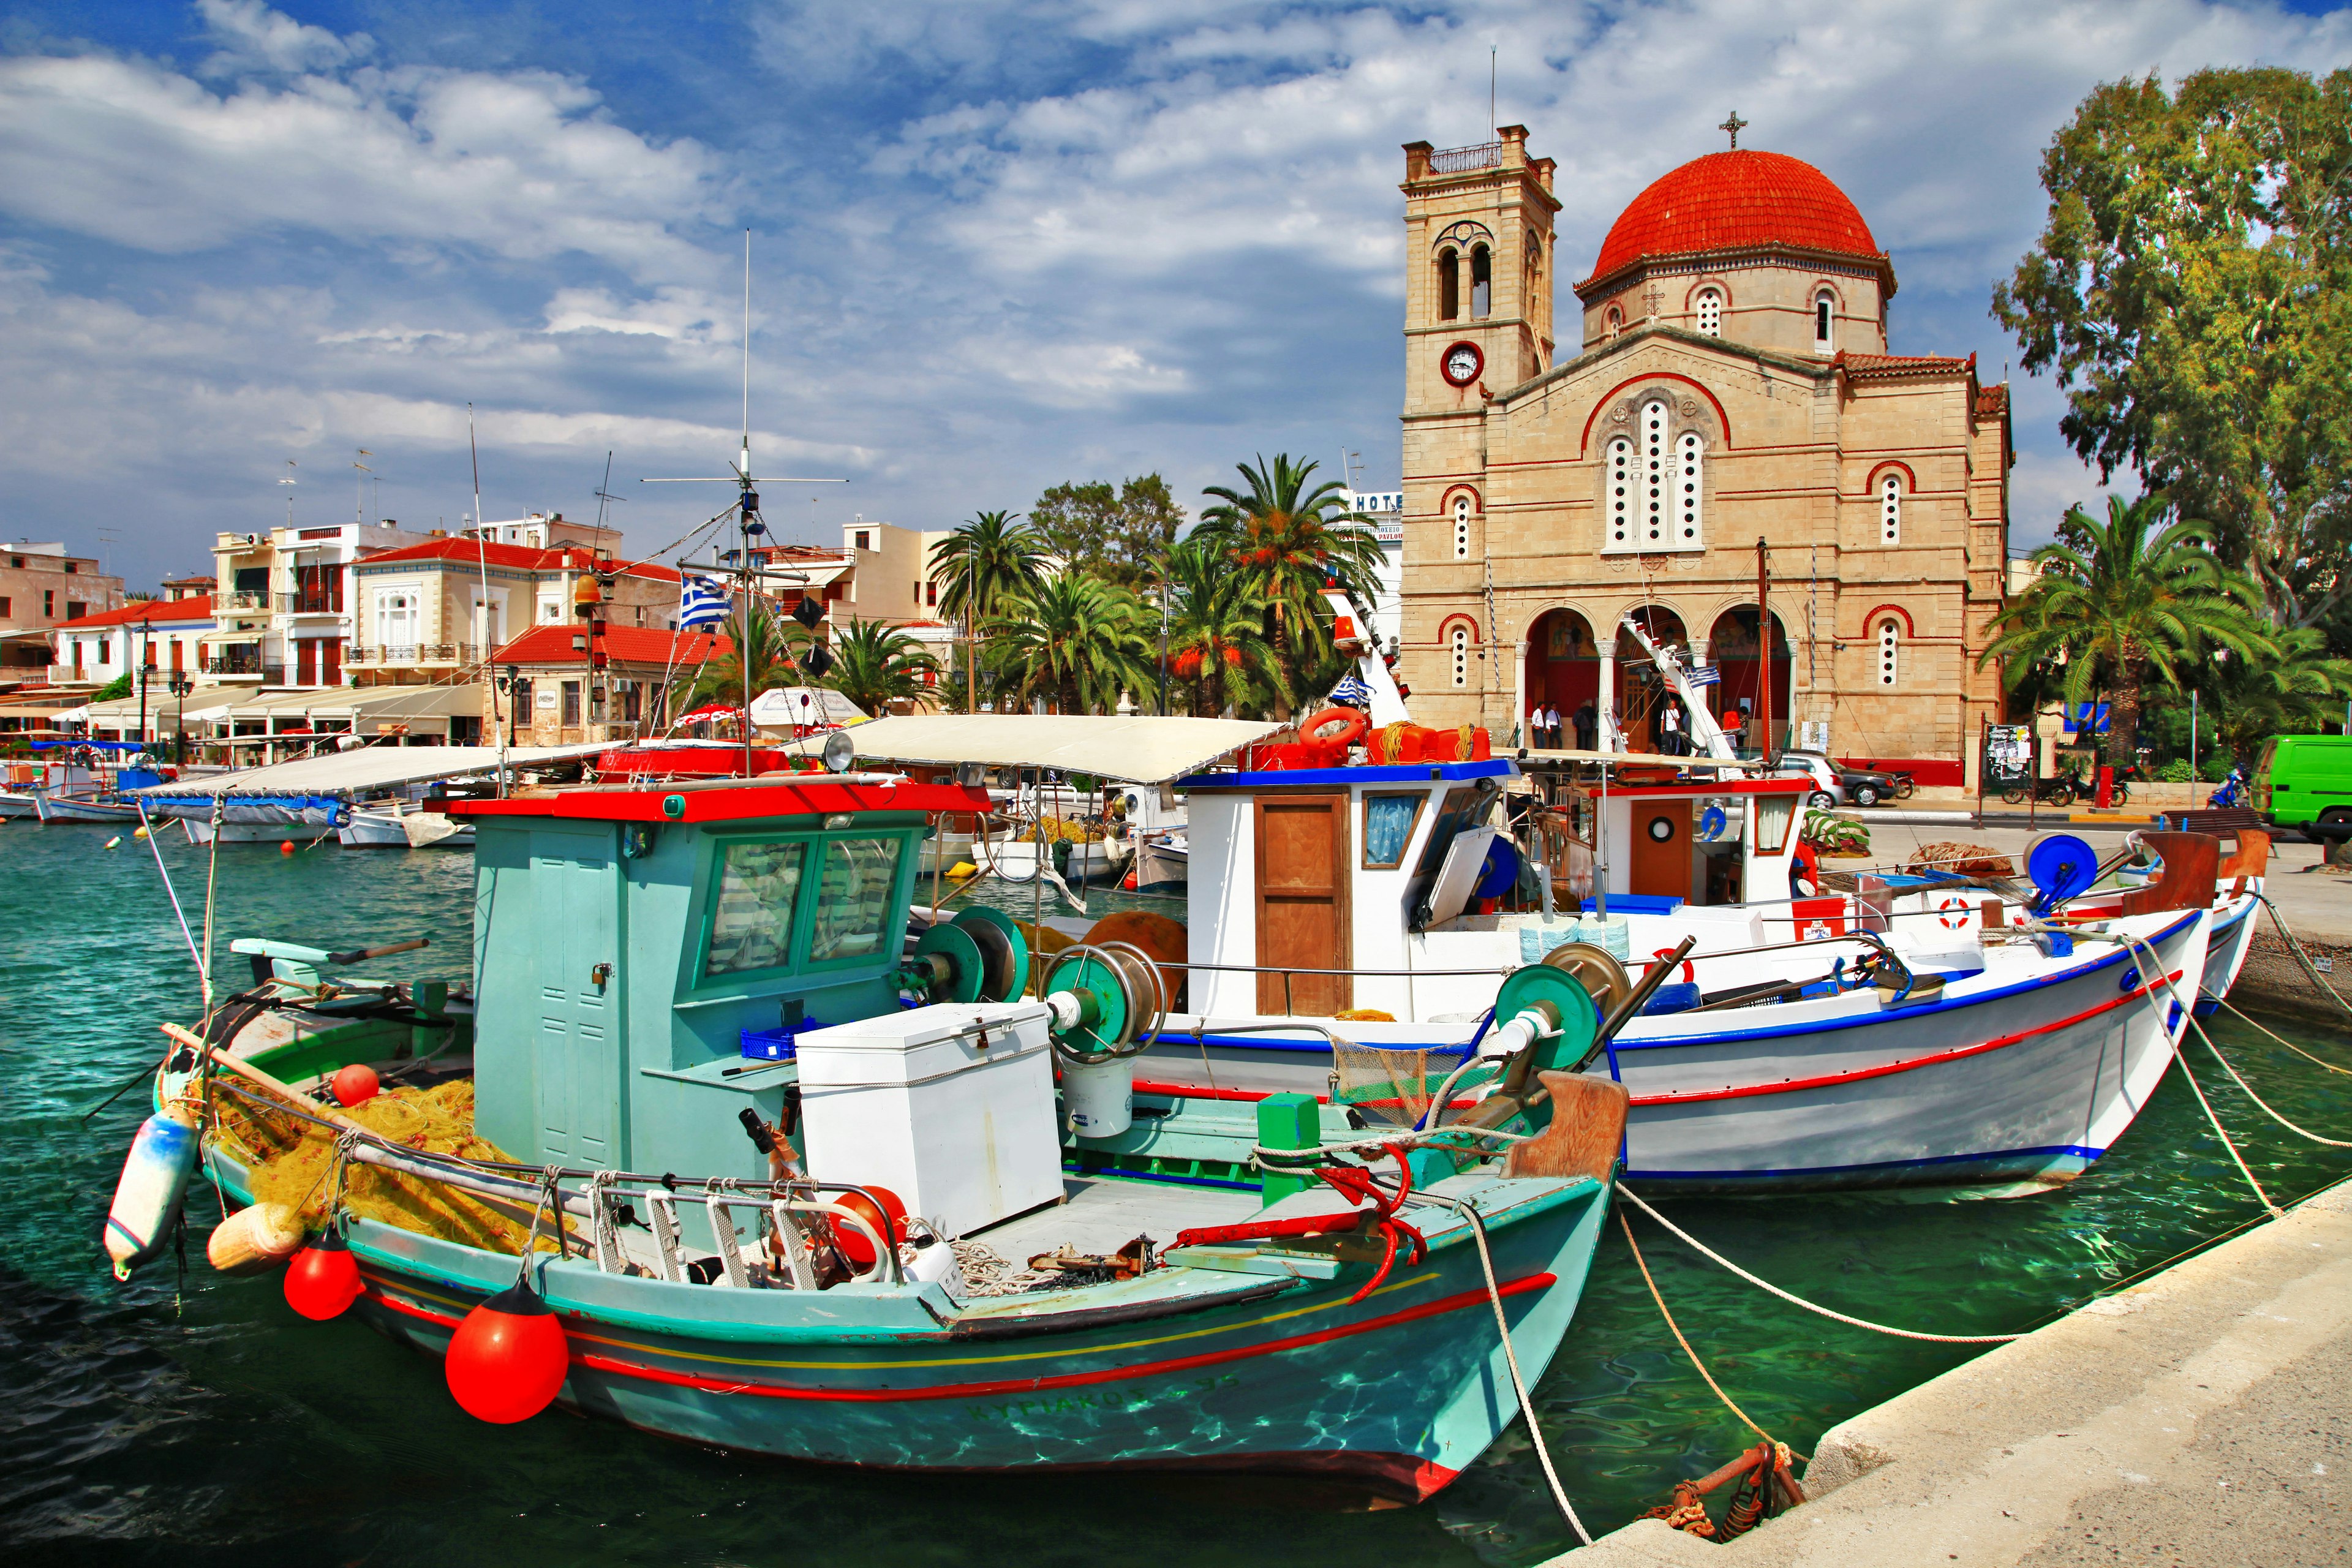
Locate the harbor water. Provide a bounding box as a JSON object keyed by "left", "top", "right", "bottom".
{"left": 3, "top": 825, "right": 2348, "bottom": 1565}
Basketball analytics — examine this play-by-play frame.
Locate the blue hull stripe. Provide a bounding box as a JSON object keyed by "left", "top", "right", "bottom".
{"left": 1627, "top": 1142, "right": 2105, "bottom": 1182}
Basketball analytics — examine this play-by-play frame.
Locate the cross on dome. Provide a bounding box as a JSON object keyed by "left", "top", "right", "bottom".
{"left": 1719, "top": 111, "right": 1749, "bottom": 149}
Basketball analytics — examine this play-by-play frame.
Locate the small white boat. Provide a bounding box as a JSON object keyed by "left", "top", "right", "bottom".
{"left": 183, "top": 816, "right": 341, "bottom": 846}
{"left": 1133, "top": 831, "right": 1188, "bottom": 892}
{"left": 37, "top": 794, "right": 143, "bottom": 824}
{"left": 0, "top": 791, "right": 39, "bottom": 820}
{"left": 339, "top": 804, "right": 473, "bottom": 849}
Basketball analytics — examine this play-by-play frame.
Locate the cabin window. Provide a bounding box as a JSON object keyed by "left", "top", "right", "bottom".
{"left": 809, "top": 837, "right": 904, "bottom": 963}
{"left": 704, "top": 839, "right": 809, "bottom": 976}
{"left": 1362, "top": 792, "right": 1427, "bottom": 870}
{"left": 1752, "top": 793, "right": 1796, "bottom": 856}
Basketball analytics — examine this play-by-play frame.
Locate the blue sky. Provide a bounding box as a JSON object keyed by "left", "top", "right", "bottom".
{"left": 2, "top": 0, "right": 2348, "bottom": 588}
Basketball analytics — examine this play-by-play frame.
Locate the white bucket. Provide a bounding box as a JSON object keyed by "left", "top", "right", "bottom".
{"left": 1063, "top": 1053, "right": 1135, "bottom": 1139}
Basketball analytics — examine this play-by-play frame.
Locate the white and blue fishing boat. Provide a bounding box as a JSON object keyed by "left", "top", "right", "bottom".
{"left": 119, "top": 733, "right": 1629, "bottom": 1504}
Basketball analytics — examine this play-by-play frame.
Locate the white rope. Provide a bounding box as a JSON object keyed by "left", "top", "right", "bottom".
{"left": 1614, "top": 1186, "right": 2022, "bottom": 1343}
{"left": 2218, "top": 998, "right": 2352, "bottom": 1077}
{"left": 2110, "top": 932, "right": 2286, "bottom": 1215}
{"left": 1424, "top": 1193, "right": 1593, "bottom": 1546}
{"left": 2252, "top": 891, "right": 2352, "bottom": 1020}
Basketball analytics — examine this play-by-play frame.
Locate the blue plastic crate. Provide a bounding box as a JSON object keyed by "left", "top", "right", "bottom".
{"left": 739, "top": 1027, "right": 801, "bottom": 1062}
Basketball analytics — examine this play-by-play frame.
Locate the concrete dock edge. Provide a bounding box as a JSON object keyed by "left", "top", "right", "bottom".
{"left": 1547, "top": 1177, "right": 2351, "bottom": 1566}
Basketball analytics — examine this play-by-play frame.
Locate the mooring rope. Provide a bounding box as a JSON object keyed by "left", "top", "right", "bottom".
{"left": 1617, "top": 1210, "right": 1786, "bottom": 1449}
{"left": 2252, "top": 891, "right": 2352, "bottom": 1021}
{"left": 2217, "top": 998, "right": 2352, "bottom": 1076}
{"left": 1614, "top": 1186, "right": 2022, "bottom": 1343}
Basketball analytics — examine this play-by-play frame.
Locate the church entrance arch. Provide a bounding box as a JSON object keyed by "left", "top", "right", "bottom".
{"left": 1611, "top": 606, "right": 1689, "bottom": 753}
{"left": 1705, "top": 606, "right": 1792, "bottom": 753}
{"left": 1524, "top": 609, "right": 1599, "bottom": 747}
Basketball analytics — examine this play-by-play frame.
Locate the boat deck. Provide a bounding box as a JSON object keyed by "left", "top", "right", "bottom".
{"left": 968, "top": 1173, "right": 1262, "bottom": 1257}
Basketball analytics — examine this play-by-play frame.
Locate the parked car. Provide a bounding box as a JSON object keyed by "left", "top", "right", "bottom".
{"left": 2260, "top": 734, "right": 2352, "bottom": 842}
{"left": 1770, "top": 750, "right": 1901, "bottom": 810}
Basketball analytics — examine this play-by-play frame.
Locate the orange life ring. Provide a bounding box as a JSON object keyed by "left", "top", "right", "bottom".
{"left": 1650, "top": 948, "right": 1698, "bottom": 985}
{"left": 1937, "top": 896, "right": 1972, "bottom": 930}
{"left": 1303, "top": 707, "right": 1371, "bottom": 749}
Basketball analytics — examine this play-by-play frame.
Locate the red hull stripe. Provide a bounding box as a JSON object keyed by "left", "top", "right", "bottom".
{"left": 1627, "top": 968, "right": 2181, "bottom": 1108}
{"left": 362, "top": 1271, "right": 1555, "bottom": 1403}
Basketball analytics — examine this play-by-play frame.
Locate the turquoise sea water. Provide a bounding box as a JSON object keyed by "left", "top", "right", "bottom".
{"left": 3, "top": 824, "right": 2348, "bottom": 1566}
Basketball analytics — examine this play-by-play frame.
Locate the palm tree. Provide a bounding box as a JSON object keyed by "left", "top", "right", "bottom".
{"left": 2203, "top": 625, "right": 2352, "bottom": 771}
{"left": 1193, "top": 455, "right": 1383, "bottom": 714}
{"left": 1980, "top": 493, "right": 2272, "bottom": 764}
{"left": 1163, "top": 538, "right": 1281, "bottom": 717}
{"left": 932, "top": 510, "right": 1047, "bottom": 713}
{"left": 987, "top": 575, "right": 1156, "bottom": 715}
{"left": 674, "top": 605, "right": 790, "bottom": 719}
{"left": 826, "top": 618, "right": 944, "bottom": 714}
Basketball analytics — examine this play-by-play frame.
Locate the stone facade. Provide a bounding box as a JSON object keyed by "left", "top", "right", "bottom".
{"left": 1394, "top": 131, "right": 2012, "bottom": 787}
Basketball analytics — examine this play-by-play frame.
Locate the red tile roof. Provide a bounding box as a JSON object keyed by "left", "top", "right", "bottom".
{"left": 1583, "top": 151, "right": 1883, "bottom": 290}
{"left": 1976, "top": 384, "right": 2010, "bottom": 420}
{"left": 491, "top": 624, "right": 731, "bottom": 666}
{"left": 1836, "top": 351, "right": 1972, "bottom": 381}
{"left": 55, "top": 595, "right": 214, "bottom": 630}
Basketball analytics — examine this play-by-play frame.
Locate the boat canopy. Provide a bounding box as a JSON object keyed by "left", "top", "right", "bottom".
{"left": 127, "top": 741, "right": 608, "bottom": 799}
{"left": 842, "top": 714, "right": 1283, "bottom": 784}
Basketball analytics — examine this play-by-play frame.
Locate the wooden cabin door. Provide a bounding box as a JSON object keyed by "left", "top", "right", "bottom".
{"left": 532, "top": 829, "right": 620, "bottom": 1164}
{"left": 1629, "top": 800, "right": 1692, "bottom": 901}
{"left": 1256, "top": 794, "right": 1351, "bottom": 1015}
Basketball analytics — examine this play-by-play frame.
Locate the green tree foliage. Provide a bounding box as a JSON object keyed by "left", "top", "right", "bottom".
{"left": 1194, "top": 454, "right": 1382, "bottom": 714}
{"left": 2198, "top": 623, "right": 2352, "bottom": 768}
{"left": 1162, "top": 537, "right": 1282, "bottom": 717}
{"left": 1980, "top": 493, "right": 2271, "bottom": 757}
{"left": 1027, "top": 475, "right": 1187, "bottom": 587}
{"left": 984, "top": 574, "right": 1156, "bottom": 715}
{"left": 92, "top": 673, "right": 133, "bottom": 702}
{"left": 1993, "top": 68, "right": 2352, "bottom": 631}
{"left": 932, "top": 510, "right": 1047, "bottom": 713}
{"left": 676, "top": 607, "right": 793, "bottom": 715}
{"left": 824, "top": 618, "right": 943, "bottom": 714}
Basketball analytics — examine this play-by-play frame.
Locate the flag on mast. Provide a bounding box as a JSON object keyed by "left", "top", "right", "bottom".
{"left": 679, "top": 575, "right": 732, "bottom": 629}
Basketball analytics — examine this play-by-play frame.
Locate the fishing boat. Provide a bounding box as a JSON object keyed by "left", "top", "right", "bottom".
{"left": 133, "top": 742, "right": 608, "bottom": 843}
{"left": 337, "top": 800, "right": 476, "bottom": 850}
{"left": 118, "top": 733, "right": 1627, "bottom": 1501}
{"left": 0, "top": 792, "right": 37, "bottom": 820}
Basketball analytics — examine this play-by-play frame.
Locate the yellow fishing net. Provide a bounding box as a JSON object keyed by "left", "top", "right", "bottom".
{"left": 211, "top": 1077, "right": 561, "bottom": 1256}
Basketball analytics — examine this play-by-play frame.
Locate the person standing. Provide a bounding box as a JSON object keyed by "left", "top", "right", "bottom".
{"left": 1572, "top": 701, "right": 1597, "bottom": 751}
{"left": 1544, "top": 703, "right": 1562, "bottom": 749}
{"left": 1659, "top": 699, "right": 1684, "bottom": 756}
{"left": 1528, "top": 699, "right": 1547, "bottom": 748}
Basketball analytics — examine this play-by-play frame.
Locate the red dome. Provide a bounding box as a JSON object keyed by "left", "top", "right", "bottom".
{"left": 1583, "top": 151, "right": 1880, "bottom": 287}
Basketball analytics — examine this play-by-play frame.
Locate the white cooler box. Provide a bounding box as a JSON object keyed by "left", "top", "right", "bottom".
{"left": 796, "top": 1001, "right": 1063, "bottom": 1239}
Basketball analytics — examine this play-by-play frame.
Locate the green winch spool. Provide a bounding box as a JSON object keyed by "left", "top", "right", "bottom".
{"left": 951, "top": 906, "right": 1029, "bottom": 1003}
{"left": 910, "top": 922, "right": 986, "bottom": 1004}
{"left": 1042, "top": 949, "right": 1135, "bottom": 1055}
{"left": 1492, "top": 961, "right": 1602, "bottom": 1072}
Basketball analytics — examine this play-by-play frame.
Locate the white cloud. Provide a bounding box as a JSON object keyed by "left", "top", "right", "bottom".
{"left": 196, "top": 0, "right": 370, "bottom": 77}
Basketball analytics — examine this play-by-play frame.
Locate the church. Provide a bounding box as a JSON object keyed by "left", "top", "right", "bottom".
{"left": 1391, "top": 124, "right": 2012, "bottom": 790}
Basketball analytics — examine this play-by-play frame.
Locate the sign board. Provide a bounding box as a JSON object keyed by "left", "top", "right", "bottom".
{"left": 1986, "top": 724, "right": 2032, "bottom": 772}
{"left": 536, "top": 690, "right": 559, "bottom": 709}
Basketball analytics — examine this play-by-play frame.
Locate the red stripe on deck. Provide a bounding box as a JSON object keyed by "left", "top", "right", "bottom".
{"left": 1626, "top": 970, "right": 2181, "bottom": 1108}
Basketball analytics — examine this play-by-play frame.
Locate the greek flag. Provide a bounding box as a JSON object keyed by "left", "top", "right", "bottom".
{"left": 1326, "top": 673, "right": 1372, "bottom": 710}
{"left": 678, "top": 575, "right": 731, "bottom": 629}
{"left": 1685, "top": 663, "right": 1722, "bottom": 688}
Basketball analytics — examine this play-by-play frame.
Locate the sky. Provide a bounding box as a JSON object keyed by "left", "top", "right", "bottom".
{"left": 1, "top": 0, "right": 2348, "bottom": 590}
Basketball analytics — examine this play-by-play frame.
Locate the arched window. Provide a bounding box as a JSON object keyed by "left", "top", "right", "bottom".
{"left": 1880, "top": 473, "right": 1902, "bottom": 545}
{"left": 1470, "top": 245, "right": 1492, "bottom": 318}
{"left": 1695, "top": 288, "right": 1722, "bottom": 336}
{"left": 1605, "top": 306, "right": 1624, "bottom": 337}
{"left": 1438, "top": 249, "right": 1460, "bottom": 322}
{"left": 1452, "top": 496, "right": 1472, "bottom": 560}
{"left": 1877, "top": 619, "right": 1899, "bottom": 687}
{"left": 1606, "top": 436, "right": 1632, "bottom": 549}
{"left": 1450, "top": 625, "right": 1471, "bottom": 687}
{"left": 1814, "top": 290, "right": 1835, "bottom": 353}
{"left": 1640, "top": 399, "right": 1669, "bottom": 547}
{"left": 1676, "top": 430, "right": 1705, "bottom": 545}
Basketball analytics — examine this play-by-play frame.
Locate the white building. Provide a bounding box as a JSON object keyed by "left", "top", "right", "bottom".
{"left": 1351, "top": 491, "right": 1406, "bottom": 647}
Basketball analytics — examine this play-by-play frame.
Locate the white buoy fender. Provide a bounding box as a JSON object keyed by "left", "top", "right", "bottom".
{"left": 104, "top": 1104, "right": 199, "bottom": 1280}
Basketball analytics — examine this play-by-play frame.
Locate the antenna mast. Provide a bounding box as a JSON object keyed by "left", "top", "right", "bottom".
{"left": 471, "top": 405, "right": 505, "bottom": 798}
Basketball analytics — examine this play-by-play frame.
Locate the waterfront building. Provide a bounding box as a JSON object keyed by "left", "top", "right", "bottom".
{"left": 484, "top": 624, "right": 729, "bottom": 747}
{"left": 1393, "top": 127, "right": 2011, "bottom": 786}
{"left": 208, "top": 519, "right": 437, "bottom": 687}
{"left": 0, "top": 542, "right": 124, "bottom": 686}
{"left": 1349, "top": 490, "right": 1406, "bottom": 646}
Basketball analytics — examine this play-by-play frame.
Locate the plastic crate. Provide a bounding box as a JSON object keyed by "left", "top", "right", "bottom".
{"left": 739, "top": 1026, "right": 806, "bottom": 1062}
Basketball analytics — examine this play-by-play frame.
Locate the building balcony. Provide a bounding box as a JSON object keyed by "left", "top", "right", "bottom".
{"left": 43, "top": 666, "right": 99, "bottom": 687}
{"left": 222, "top": 590, "right": 271, "bottom": 612}
{"left": 276, "top": 593, "right": 346, "bottom": 617}
{"left": 349, "top": 644, "right": 479, "bottom": 668}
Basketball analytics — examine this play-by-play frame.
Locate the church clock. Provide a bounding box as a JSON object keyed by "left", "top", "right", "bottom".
{"left": 1440, "top": 341, "right": 1483, "bottom": 387}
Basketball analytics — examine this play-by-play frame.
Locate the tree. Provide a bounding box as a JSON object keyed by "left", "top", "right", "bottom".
{"left": 825, "top": 618, "right": 943, "bottom": 714}
{"left": 1029, "top": 475, "right": 1188, "bottom": 589}
{"left": 2199, "top": 624, "right": 2352, "bottom": 770}
{"left": 985, "top": 574, "right": 1156, "bottom": 715}
{"left": 931, "top": 510, "right": 1046, "bottom": 712}
{"left": 1993, "top": 68, "right": 2352, "bottom": 631}
{"left": 674, "top": 609, "right": 784, "bottom": 717}
{"left": 1979, "top": 493, "right": 2272, "bottom": 761}
{"left": 1162, "top": 537, "right": 1282, "bottom": 717}
{"left": 1193, "top": 454, "right": 1382, "bottom": 714}
{"left": 92, "top": 672, "right": 132, "bottom": 702}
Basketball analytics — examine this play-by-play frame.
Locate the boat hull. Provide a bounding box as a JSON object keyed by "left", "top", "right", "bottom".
{"left": 2193, "top": 892, "right": 2259, "bottom": 1016}
{"left": 1604, "top": 908, "right": 2208, "bottom": 1191}
{"left": 37, "top": 795, "right": 142, "bottom": 823}
{"left": 209, "top": 1155, "right": 1609, "bottom": 1498}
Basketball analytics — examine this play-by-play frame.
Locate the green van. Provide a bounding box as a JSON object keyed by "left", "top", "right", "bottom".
{"left": 2261, "top": 734, "right": 2352, "bottom": 840}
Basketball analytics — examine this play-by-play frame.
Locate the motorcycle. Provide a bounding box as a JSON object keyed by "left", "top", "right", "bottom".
{"left": 1998, "top": 772, "right": 2076, "bottom": 807}
{"left": 2208, "top": 767, "right": 2248, "bottom": 809}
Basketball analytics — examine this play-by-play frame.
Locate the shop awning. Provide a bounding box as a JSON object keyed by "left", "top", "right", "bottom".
{"left": 130, "top": 741, "right": 609, "bottom": 799}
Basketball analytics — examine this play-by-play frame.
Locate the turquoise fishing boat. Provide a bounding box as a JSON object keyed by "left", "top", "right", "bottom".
{"left": 127, "top": 759, "right": 1627, "bottom": 1504}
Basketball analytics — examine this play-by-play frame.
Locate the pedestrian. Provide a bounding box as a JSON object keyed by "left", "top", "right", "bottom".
{"left": 1659, "top": 701, "right": 1684, "bottom": 756}
{"left": 1540, "top": 703, "right": 1559, "bottom": 748}
{"left": 1572, "top": 701, "right": 1597, "bottom": 751}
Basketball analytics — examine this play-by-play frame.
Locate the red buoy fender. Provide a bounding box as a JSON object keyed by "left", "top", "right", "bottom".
{"left": 445, "top": 1280, "right": 570, "bottom": 1423}
{"left": 829, "top": 1186, "right": 907, "bottom": 1270}
{"left": 1302, "top": 707, "right": 1370, "bottom": 749}
{"left": 330, "top": 1063, "right": 380, "bottom": 1107}
{"left": 284, "top": 1230, "right": 363, "bottom": 1321}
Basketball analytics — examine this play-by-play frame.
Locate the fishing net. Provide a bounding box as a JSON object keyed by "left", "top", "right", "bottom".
{"left": 212, "top": 1077, "right": 561, "bottom": 1257}
{"left": 1329, "top": 1039, "right": 1505, "bottom": 1177}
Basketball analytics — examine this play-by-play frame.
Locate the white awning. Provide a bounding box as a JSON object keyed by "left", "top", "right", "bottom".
{"left": 130, "top": 742, "right": 609, "bottom": 799}
{"left": 839, "top": 714, "right": 1282, "bottom": 784}
{"left": 747, "top": 685, "right": 870, "bottom": 729}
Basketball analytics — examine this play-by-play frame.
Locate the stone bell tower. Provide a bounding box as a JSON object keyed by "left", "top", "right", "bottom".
{"left": 1400, "top": 125, "right": 1561, "bottom": 413}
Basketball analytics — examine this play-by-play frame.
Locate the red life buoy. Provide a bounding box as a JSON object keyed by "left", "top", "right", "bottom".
{"left": 1937, "top": 896, "right": 1972, "bottom": 930}
{"left": 1302, "top": 707, "right": 1371, "bottom": 749}
{"left": 1650, "top": 948, "right": 1697, "bottom": 984}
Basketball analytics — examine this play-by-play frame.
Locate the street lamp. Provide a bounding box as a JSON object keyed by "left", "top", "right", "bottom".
{"left": 166, "top": 673, "right": 194, "bottom": 765}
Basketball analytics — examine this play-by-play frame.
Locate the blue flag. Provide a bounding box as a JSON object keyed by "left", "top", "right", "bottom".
{"left": 679, "top": 575, "right": 731, "bottom": 629}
